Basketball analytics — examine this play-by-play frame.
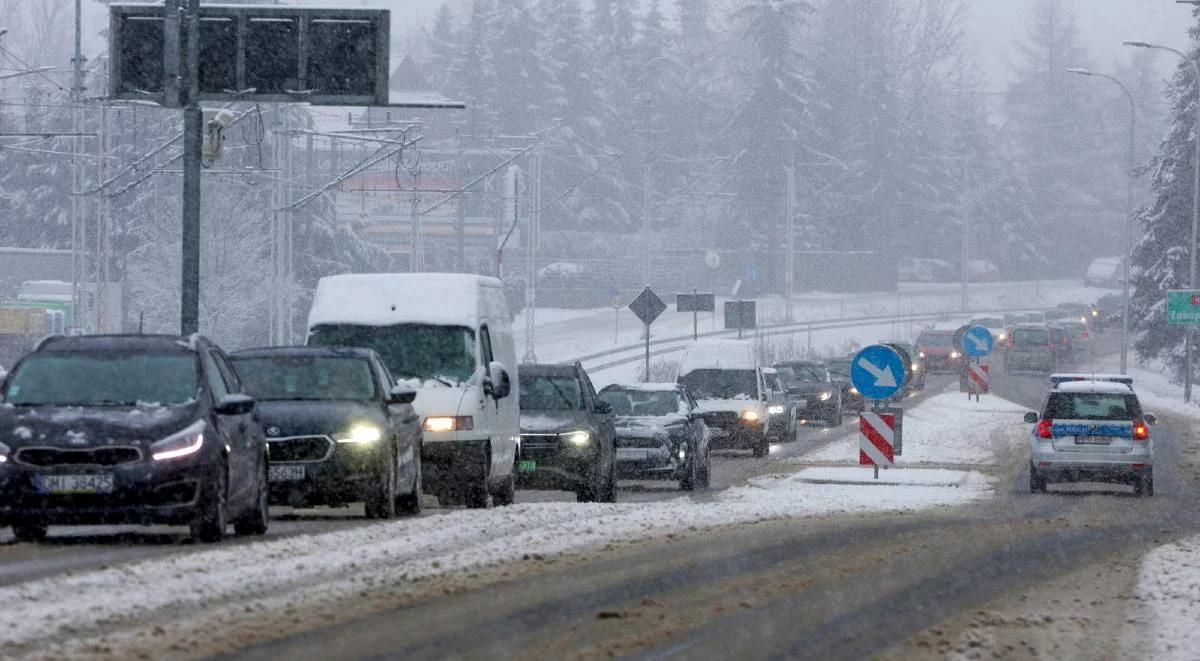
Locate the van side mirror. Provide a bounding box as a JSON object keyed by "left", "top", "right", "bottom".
{"left": 486, "top": 361, "right": 511, "bottom": 400}
{"left": 216, "top": 394, "right": 255, "bottom": 416}
{"left": 388, "top": 385, "right": 417, "bottom": 405}
{"left": 1023, "top": 411, "right": 1038, "bottom": 424}
{"left": 595, "top": 401, "right": 612, "bottom": 415}
{"left": 1145, "top": 413, "right": 1158, "bottom": 426}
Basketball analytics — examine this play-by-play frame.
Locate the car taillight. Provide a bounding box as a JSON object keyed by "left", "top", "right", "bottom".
{"left": 1037, "top": 419, "right": 1053, "bottom": 439}
{"left": 1133, "top": 421, "right": 1149, "bottom": 441}
{"left": 1048, "top": 342, "right": 1055, "bottom": 350}
{"left": 1083, "top": 330, "right": 1089, "bottom": 339}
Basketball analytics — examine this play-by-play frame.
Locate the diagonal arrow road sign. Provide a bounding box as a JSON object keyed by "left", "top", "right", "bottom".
{"left": 857, "top": 357, "right": 898, "bottom": 388}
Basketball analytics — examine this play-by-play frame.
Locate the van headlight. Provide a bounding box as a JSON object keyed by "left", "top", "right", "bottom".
{"left": 951, "top": 351, "right": 961, "bottom": 359}
{"left": 150, "top": 421, "right": 205, "bottom": 461}
{"left": 768, "top": 404, "right": 786, "bottom": 415}
{"left": 562, "top": 430, "right": 591, "bottom": 446}
{"left": 422, "top": 416, "right": 473, "bottom": 433}
{"left": 740, "top": 410, "right": 760, "bottom": 423}
{"left": 819, "top": 392, "right": 832, "bottom": 401}
{"left": 0, "top": 440, "right": 9, "bottom": 464}
{"left": 336, "top": 424, "right": 383, "bottom": 444}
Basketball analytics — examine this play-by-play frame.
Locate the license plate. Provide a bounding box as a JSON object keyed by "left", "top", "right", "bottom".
{"left": 37, "top": 473, "right": 114, "bottom": 494}
{"left": 1074, "top": 436, "right": 1113, "bottom": 445}
{"left": 709, "top": 429, "right": 729, "bottom": 439}
{"left": 269, "top": 465, "right": 306, "bottom": 482}
{"left": 795, "top": 400, "right": 807, "bottom": 409}
{"left": 517, "top": 460, "right": 537, "bottom": 473}
{"left": 617, "top": 449, "right": 650, "bottom": 461}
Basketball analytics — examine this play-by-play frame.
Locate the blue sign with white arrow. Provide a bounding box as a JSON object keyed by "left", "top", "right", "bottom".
{"left": 961, "top": 325, "right": 994, "bottom": 358}
{"left": 851, "top": 344, "right": 906, "bottom": 400}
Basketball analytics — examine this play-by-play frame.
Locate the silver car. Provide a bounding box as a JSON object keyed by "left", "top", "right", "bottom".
{"left": 1025, "top": 380, "right": 1157, "bottom": 496}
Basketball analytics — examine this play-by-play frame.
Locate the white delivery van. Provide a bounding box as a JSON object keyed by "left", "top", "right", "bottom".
{"left": 676, "top": 339, "right": 772, "bottom": 457}
{"left": 306, "top": 273, "right": 519, "bottom": 508}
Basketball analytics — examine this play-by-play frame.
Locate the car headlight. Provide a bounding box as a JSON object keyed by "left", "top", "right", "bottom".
{"left": 768, "top": 404, "right": 786, "bottom": 415}
{"left": 998, "top": 332, "right": 1006, "bottom": 341}
{"left": 336, "top": 424, "right": 383, "bottom": 444}
{"left": 562, "top": 430, "right": 591, "bottom": 446}
{"left": 150, "top": 421, "right": 205, "bottom": 461}
{"left": 0, "top": 440, "right": 9, "bottom": 464}
{"left": 819, "top": 392, "right": 832, "bottom": 401}
{"left": 1092, "top": 310, "right": 1099, "bottom": 317}
{"left": 1080, "top": 316, "right": 1088, "bottom": 323}
{"left": 918, "top": 351, "right": 926, "bottom": 358}
{"left": 911, "top": 364, "right": 920, "bottom": 372}
{"left": 951, "top": 351, "right": 961, "bottom": 359}
{"left": 740, "top": 410, "right": 760, "bottom": 423}
{"left": 849, "top": 386, "right": 859, "bottom": 395}
{"left": 422, "top": 416, "right": 473, "bottom": 433}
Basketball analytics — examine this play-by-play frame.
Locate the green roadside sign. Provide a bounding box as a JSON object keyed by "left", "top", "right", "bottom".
{"left": 1167, "top": 290, "right": 1200, "bottom": 324}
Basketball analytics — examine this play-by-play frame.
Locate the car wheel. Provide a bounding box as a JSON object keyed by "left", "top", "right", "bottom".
{"left": 191, "top": 467, "right": 228, "bottom": 543}
{"left": 11, "top": 520, "right": 47, "bottom": 543}
{"left": 751, "top": 435, "right": 769, "bottom": 458}
{"left": 233, "top": 458, "right": 270, "bottom": 536}
{"left": 600, "top": 462, "right": 618, "bottom": 503}
{"left": 396, "top": 450, "right": 424, "bottom": 515}
{"left": 680, "top": 449, "right": 698, "bottom": 492}
{"left": 364, "top": 447, "right": 397, "bottom": 519}
{"left": 826, "top": 402, "right": 842, "bottom": 427}
{"left": 1029, "top": 463, "right": 1047, "bottom": 494}
{"left": 465, "top": 480, "right": 491, "bottom": 508}
{"left": 1135, "top": 473, "right": 1154, "bottom": 497}
{"left": 697, "top": 448, "right": 712, "bottom": 490}
{"left": 489, "top": 464, "right": 515, "bottom": 507}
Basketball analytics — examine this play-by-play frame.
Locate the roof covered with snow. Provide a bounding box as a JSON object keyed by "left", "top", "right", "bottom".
{"left": 679, "top": 339, "right": 757, "bottom": 373}
{"left": 1053, "top": 380, "right": 1135, "bottom": 395}
{"left": 307, "top": 273, "right": 502, "bottom": 328}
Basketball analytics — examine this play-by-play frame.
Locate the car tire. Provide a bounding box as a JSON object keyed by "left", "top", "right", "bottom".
{"left": 600, "top": 462, "right": 618, "bottom": 503}
{"left": 396, "top": 450, "right": 424, "bottom": 515}
{"left": 1029, "top": 463, "right": 1047, "bottom": 494}
{"left": 751, "top": 435, "right": 769, "bottom": 458}
{"left": 233, "top": 458, "right": 270, "bottom": 536}
{"left": 696, "top": 447, "right": 712, "bottom": 490}
{"left": 490, "top": 466, "right": 515, "bottom": 507}
{"left": 1136, "top": 473, "right": 1154, "bottom": 497}
{"left": 465, "top": 481, "right": 491, "bottom": 509}
{"left": 191, "top": 467, "right": 228, "bottom": 543}
{"left": 826, "top": 402, "right": 842, "bottom": 427}
{"left": 11, "top": 520, "right": 47, "bottom": 543}
{"left": 680, "top": 449, "right": 698, "bottom": 492}
{"left": 364, "top": 447, "right": 397, "bottom": 520}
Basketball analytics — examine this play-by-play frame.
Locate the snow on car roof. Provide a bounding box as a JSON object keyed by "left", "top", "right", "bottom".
{"left": 1053, "top": 380, "right": 1134, "bottom": 394}
{"left": 679, "top": 339, "right": 757, "bottom": 372}
{"left": 308, "top": 273, "right": 503, "bottom": 328}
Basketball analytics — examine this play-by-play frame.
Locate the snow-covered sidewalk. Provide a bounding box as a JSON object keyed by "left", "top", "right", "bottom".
{"left": 792, "top": 390, "right": 1028, "bottom": 466}
{"left": 1133, "top": 533, "right": 1200, "bottom": 659}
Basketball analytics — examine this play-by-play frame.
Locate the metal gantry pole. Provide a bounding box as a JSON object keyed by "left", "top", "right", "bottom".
{"left": 180, "top": 0, "right": 202, "bottom": 336}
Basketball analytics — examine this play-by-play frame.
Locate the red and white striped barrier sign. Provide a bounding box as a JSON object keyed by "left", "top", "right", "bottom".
{"left": 859, "top": 412, "right": 895, "bottom": 467}
{"left": 968, "top": 364, "right": 990, "bottom": 395}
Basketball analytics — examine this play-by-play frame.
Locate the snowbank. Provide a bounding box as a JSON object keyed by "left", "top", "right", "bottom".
{"left": 1134, "top": 533, "right": 1200, "bottom": 659}
{"left": 795, "top": 390, "right": 1028, "bottom": 466}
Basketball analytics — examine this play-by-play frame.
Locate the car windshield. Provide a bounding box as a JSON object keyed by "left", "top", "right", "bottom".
{"left": 4, "top": 352, "right": 198, "bottom": 406}
{"left": 520, "top": 373, "right": 583, "bottom": 411}
{"left": 1045, "top": 392, "right": 1141, "bottom": 421}
{"left": 1043, "top": 310, "right": 1068, "bottom": 320}
{"left": 1013, "top": 328, "right": 1049, "bottom": 344}
{"left": 308, "top": 323, "right": 476, "bottom": 385}
{"left": 679, "top": 369, "right": 758, "bottom": 400}
{"left": 599, "top": 388, "right": 682, "bottom": 417}
{"left": 774, "top": 367, "right": 799, "bottom": 389}
{"left": 826, "top": 360, "right": 851, "bottom": 379}
{"left": 785, "top": 365, "right": 826, "bottom": 383}
{"left": 972, "top": 318, "right": 1002, "bottom": 328}
{"left": 918, "top": 333, "right": 954, "bottom": 347}
{"left": 232, "top": 356, "right": 376, "bottom": 401}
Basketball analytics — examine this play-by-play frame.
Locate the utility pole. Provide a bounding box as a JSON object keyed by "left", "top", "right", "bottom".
{"left": 959, "top": 157, "right": 970, "bottom": 312}
{"left": 70, "top": 0, "right": 85, "bottom": 332}
{"left": 785, "top": 160, "right": 796, "bottom": 321}
{"left": 180, "top": 0, "right": 202, "bottom": 335}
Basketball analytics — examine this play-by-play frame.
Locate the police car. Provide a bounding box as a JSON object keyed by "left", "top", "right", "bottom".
{"left": 1024, "top": 377, "right": 1157, "bottom": 496}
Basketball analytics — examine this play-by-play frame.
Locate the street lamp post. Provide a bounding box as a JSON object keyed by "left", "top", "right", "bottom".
{"left": 1067, "top": 68, "right": 1136, "bottom": 375}
{"left": 1124, "top": 40, "right": 1200, "bottom": 401}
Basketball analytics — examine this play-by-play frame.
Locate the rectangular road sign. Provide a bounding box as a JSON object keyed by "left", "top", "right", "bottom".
{"left": 1167, "top": 290, "right": 1200, "bottom": 325}
{"left": 677, "top": 292, "right": 715, "bottom": 313}
{"left": 874, "top": 406, "right": 903, "bottom": 456}
{"left": 724, "top": 300, "right": 756, "bottom": 330}
{"left": 859, "top": 412, "right": 895, "bottom": 467}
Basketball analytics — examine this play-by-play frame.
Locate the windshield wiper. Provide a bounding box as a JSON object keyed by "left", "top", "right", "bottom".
{"left": 395, "top": 370, "right": 453, "bottom": 387}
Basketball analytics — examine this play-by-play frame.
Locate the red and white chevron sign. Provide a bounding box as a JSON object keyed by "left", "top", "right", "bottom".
{"left": 859, "top": 412, "right": 895, "bottom": 467}
{"left": 968, "top": 364, "right": 990, "bottom": 394}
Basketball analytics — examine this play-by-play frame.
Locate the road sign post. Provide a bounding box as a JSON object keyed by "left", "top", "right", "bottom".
{"left": 724, "top": 300, "right": 756, "bottom": 339}
{"left": 677, "top": 290, "right": 715, "bottom": 341}
{"left": 852, "top": 344, "right": 907, "bottom": 475}
{"left": 629, "top": 286, "right": 666, "bottom": 383}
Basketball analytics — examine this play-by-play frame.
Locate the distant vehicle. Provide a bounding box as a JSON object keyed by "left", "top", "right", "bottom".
{"left": 882, "top": 340, "right": 923, "bottom": 391}
{"left": 1046, "top": 323, "right": 1074, "bottom": 364}
{"left": 1085, "top": 256, "right": 1124, "bottom": 288}
{"left": 230, "top": 347, "right": 423, "bottom": 518}
{"left": 598, "top": 383, "right": 711, "bottom": 491}
{"left": 1021, "top": 311, "right": 1046, "bottom": 324}
{"left": 915, "top": 330, "right": 962, "bottom": 373}
{"left": 969, "top": 316, "right": 1006, "bottom": 344}
{"left": 1005, "top": 324, "right": 1055, "bottom": 374}
{"left": 517, "top": 363, "right": 616, "bottom": 502}
{"left": 1057, "top": 320, "right": 1090, "bottom": 356}
{"left": 825, "top": 357, "right": 863, "bottom": 413}
{"left": 966, "top": 259, "right": 1000, "bottom": 282}
{"left": 897, "top": 258, "right": 956, "bottom": 283}
{"left": 1042, "top": 309, "right": 1070, "bottom": 323}
{"left": 306, "top": 273, "right": 518, "bottom": 509}
{"left": 0, "top": 335, "right": 269, "bottom": 543}
{"left": 1056, "top": 302, "right": 1093, "bottom": 325}
{"left": 774, "top": 360, "right": 843, "bottom": 426}
{"left": 677, "top": 340, "right": 771, "bottom": 458}
{"left": 1025, "top": 379, "right": 1157, "bottom": 496}
{"left": 1095, "top": 293, "right": 1125, "bottom": 330}
{"left": 762, "top": 367, "right": 797, "bottom": 440}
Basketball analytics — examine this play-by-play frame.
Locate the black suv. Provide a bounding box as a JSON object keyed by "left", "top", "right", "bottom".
{"left": 0, "top": 335, "right": 269, "bottom": 543}
{"left": 230, "top": 347, "right": 423, "bottom": 518}
{"left": 517, "top": 363, "right": 617, "bottom": 502}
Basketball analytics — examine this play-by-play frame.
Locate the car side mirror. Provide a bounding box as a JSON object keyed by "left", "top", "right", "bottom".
{"left": 388, "top": 384, "right": 417, "bottom": 405}
{"left": 485, "top": 361, "right": 511, "bottom": 400}
{"left": 216, "top": 393, "right": 255, "bottom": 416}
{"left": 1145, "top": 413, "right": 1158, "bottom": 426}
{"left": 595, "top": 401, "right": 613, "bottom": 415}
{"left": 1023, "top": 411, "right": 1038, "bottom": 424}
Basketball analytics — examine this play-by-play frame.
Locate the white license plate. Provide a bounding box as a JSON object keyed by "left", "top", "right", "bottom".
{"left": 617, "top": 449, "right": 650, "bottom": 461}
{"left": 1073, "top": 437, "right": 1114, "bottom": 445}
{"left": 709, "top": 429, "right": 729, "bottom": 439}
{"left": 269, "top": 465, "right": 306, "bottom": 482}
{"left": 795, "top": 399, "right": 807, "bottom": 409}
{"left": 37, "top": 473, "right": 114, "bottom": 494}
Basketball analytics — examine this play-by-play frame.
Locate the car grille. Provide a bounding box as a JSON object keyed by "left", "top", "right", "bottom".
{"left": 268, "top": 436, "right": 334, "bottom": 462}
{"left": 702, "top": 411, "right": 739, "bottom": 429}
{"left": 16, "top": 446, "right": 142, "bottom": 468}
{"left": 617, "top": 437, "right": 663, "bottom": 449}
{"left": 520, "top": 434, "right": 561, "bottom": 460}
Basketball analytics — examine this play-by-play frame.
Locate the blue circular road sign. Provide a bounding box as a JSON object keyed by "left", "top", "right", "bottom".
{"left": 850, "top": 344, "right": 906, "bottom": 400}
{"left": 962, "top": 325, "right": 994, "bottom": 358}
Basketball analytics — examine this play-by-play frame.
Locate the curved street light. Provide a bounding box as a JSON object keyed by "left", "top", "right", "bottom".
{"left": 1123, "top": 40, "right": 1200, "bottom": 401}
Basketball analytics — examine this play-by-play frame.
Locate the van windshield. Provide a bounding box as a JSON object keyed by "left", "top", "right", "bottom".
{"left": 308, "top": 323, "right": 476, "bottom": 386}
{"left": 679, "top": 369, "right": 758, "bottom": 401}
